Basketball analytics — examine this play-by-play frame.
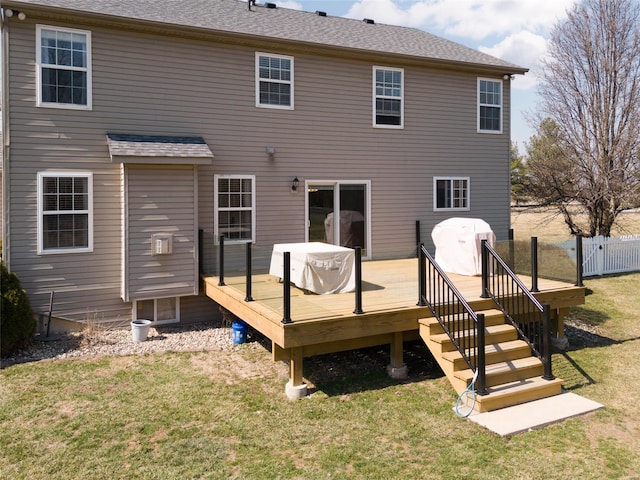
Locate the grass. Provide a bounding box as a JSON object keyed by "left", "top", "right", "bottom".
{"left": 2, "top": 273, "right": 640, "bottom": 479}
{"left": 2, "top": 209, "right": 640, "bottom": 479}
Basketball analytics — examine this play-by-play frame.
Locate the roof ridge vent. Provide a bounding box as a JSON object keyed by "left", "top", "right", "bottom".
{"left": 265, "top": 2, "right": 277, "bottom": 8}
{"left": 363, "top": 18, "right": 375, "bottom": 24}
{"left": 315, "top": 10, "right": 327, "bottom": 17}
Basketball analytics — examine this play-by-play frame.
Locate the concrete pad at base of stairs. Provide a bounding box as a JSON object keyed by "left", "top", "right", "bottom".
{"left": 465, "top": 392, "right": 604, "bottom": 436}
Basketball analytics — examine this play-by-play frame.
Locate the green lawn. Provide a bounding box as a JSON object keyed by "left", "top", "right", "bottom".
{"left": 2, "top": 272, "right": 640, "bottom": 479}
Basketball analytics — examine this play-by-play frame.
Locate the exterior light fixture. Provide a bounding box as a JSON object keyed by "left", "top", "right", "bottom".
{"left": 291, "top": 177, "right": 299, "bottom": 191}
{"left": 266, "top": 146, "right": 276, "bottom": 159}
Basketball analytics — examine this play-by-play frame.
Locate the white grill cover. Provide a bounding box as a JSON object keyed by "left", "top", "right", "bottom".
{"left": 431, "top": 218, "right": 495, "bottom": 276}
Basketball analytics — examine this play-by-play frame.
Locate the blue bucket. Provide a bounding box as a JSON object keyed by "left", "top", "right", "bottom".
{"left": 231, "top": 320, "right": 248, "bottom": 344}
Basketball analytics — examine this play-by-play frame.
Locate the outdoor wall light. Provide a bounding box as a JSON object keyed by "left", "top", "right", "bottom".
{"left": 5, "top": 9, "right": 27, "bottom": 20}
{"left": 266, "top": 146, "right": 276, "bottom": 159}
{"left": 503, "top": 74, "right": 514, "bottom": 81}
{"left": 291, "top": 177, "right": 299, "bottom": 192}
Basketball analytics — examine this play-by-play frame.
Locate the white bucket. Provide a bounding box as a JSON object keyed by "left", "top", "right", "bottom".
{"left": 131, "top": 319, "right": 152, "bottom": 342}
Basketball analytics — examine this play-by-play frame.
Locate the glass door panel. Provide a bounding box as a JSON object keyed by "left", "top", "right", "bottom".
{"left": 339, "top": 184, "right": 366, "bottom": 252}
{"left": 308, "top": 184, "right": 334, "bottom": 243}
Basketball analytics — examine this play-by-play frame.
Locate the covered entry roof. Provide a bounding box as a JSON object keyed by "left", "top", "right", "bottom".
{"left": 106, "top": 134, "right": 214, "bottom": 165}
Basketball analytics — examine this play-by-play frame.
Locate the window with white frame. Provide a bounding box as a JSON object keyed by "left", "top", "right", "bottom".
{"left": 38, "top": 172, "right": 93, "bottom": 253}
{"left": 214, "top": 175, "right": 255, "bottom": 243}
{"left": 134, "top": 297, "right": 180, "bottom": 325}
{"left": 36, "top": 25, "right": 92, "bottom": 109}
{"left": 374, "top": 66, "right": 403, "bottom": 127}
{"left": 434, "top": 177, "right": 470, "bottom": 211}
{"left": 256, "top": 53, "right": 294, "bottom": 108}
{"left": 478, "top": 78, "right": 502, "bottom": 133}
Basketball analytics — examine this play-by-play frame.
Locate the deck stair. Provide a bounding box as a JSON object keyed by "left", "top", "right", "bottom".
{"left": 419, "top": 309, "right": 563, "bottom": 413}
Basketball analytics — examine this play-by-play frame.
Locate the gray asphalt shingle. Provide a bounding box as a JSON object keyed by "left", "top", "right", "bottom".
{"left": 7, "top": 0, "right": 526, "bottom": 72}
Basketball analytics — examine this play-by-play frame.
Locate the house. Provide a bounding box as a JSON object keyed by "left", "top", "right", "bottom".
{"left": 1, "top": 0, "right": 527, "bottom": 329}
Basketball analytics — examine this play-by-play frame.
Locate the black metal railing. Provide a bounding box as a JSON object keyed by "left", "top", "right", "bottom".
{"left": 215, "top": 238, "right": 366, "bottom": 323}
{"left": 418, "top": 244, "right": 487, "bottom": 395}
{"left": 481, "top": 240, "right": 554, "bottom": 380}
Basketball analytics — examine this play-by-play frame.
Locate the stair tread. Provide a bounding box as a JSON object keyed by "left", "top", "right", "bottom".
{"left": 454, "top": 356, "right": 542, "bottom": 381}
{"left": 429, "top": 324, "right": 515, "bottom": 344}
{"left": 418, "top": 308, "right": 504, "bottom": 327}
{"left": 478, "top": 377, "right": 564, "bottom": 399}
{"left": 441, "top": 339, "right": 529, "bottom": 362}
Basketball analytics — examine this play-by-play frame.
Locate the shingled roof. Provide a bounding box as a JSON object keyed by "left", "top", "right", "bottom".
{"left": 6, "top": 0, "right": 527, "bottom": 73}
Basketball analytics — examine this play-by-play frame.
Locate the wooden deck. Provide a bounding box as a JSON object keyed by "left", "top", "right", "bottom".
{"left": 204, "top": 257, "right": 585, "bottom": 398}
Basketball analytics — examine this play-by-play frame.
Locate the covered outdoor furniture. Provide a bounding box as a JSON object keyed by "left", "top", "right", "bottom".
{"left": 269, "top": 242, "right": 356, "bottom": 294}
{"left": 431, "top": 218, "right": 495, "bottom": 276}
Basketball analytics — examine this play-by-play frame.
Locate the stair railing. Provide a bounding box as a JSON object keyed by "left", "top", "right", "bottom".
{"left": 481, "top": 240, "right": 554, "bottom": 380}
{"left": 418, "top": 244, "right": 487, "bottom": 395}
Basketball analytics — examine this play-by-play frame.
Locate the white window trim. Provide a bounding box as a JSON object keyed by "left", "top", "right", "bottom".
{"left": 255, "top": 52, "right": 294, "bottom": 110}
{"left": 36, "top": 24, "right": 93, "bottom": 110}
{"left": 433, "top": 176, "right": 471, "bottom": 212}
{"left": 133, "top": 297, "right": 181, "bottom": 326}
{"left": 214, "top": 174, "right": 256, "bottom": 244}
{"left": 373, "top": 66, "right": 404, "bottom": 129}
{"left": 37, "top": 171, "right": 94, "bottom": 254}
{"left": 477, "top": 77, "right": 502, "bottom": 134}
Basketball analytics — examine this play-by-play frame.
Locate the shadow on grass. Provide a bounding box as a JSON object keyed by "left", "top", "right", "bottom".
{"left": 303, "top": 340, "right": 444, "bottom": 397}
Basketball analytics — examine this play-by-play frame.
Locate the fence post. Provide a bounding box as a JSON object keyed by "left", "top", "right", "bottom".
{"left": 542, "top": 304, "right": 555, "bottom": 380}
{"left": 530, "top": 236, "right": 540, "bottom": 292}
{"left": 480, "top": 239, "right": 490, "bottom": 298}
{"left": 575, "top": 234, "right": 584, "bottom": 287}
{"left": 244, "top": 242, "right": 253, "bottom": 302}
{"left": 353, "top": 246, "right": 364, "bottom": 314}
{"left": 281, "top": 251, "right": 292, "bottom": 324}
{"left": 415, "top": 221, "right": 421, "bottom": 258}
{"left": 217, "top": 235, "right": 225, "bottom": 286}
{"left": 417, "top": 243, "right": 427, "bottom": 306}
{"left": 476, "top": 313, "right": 488, "bottom": 396}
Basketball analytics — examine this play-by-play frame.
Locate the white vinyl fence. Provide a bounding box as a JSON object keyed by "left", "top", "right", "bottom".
{"left": 582, "top": 235, "right": 640, "bottom": 277}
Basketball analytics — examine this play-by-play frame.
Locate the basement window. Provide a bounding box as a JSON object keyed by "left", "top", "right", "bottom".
{"left": 134, "top": 297, "right": 180, "bottom": 325}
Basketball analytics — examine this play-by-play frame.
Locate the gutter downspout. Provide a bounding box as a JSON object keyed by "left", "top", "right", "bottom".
{"left": 1, "top": 7, "right": 11, "bottom": 267}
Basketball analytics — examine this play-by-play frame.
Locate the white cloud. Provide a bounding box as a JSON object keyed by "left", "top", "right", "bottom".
{"left": 274, "top": 1, "right": 303, "bottom": 10}
{"left": 345, "top": 0, "right": 577, "bottom": 40}
{"left": 479, "top": 31, "right": 548, "bottom": 90}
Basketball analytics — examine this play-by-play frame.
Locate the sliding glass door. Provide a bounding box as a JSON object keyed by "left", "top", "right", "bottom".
{"left": 307, "top": 181, "right": 370, "bottom": 258}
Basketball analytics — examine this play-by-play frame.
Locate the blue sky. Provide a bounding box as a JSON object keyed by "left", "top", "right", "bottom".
{"left": 275, "top": 0, "right": 579, "bottom": 150}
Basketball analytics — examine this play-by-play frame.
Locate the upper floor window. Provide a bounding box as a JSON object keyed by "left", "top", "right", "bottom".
{"left": 434, "top": 177, "right": 470, "bottom": 211}
{"left": 478, "top": 78, "right": 502, "bottom": 133}
{"left": 36, "top": 25, "right": 92, "bottom": 109}
{"left": 256, "top": 53, "right": 294, "bottom": 109}
{"left": 37, "top": 172, "right": 93, "bottom": 254}
{"left": 214, "top": 175, "right": 256, "bottom": 243}
{"left": 374, "top": 66, "right": 403, "bottom": 128}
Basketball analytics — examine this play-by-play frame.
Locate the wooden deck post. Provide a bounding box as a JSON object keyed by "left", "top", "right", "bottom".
{"left": 285, "top": 347, "right": 307, "bottom": 400}
{"left": 386, "top": 332, "right": 408, "bottom": 379}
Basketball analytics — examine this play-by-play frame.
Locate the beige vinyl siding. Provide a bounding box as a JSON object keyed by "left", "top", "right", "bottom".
{"left": 125, "top": 165, "right": 198, "bottom": 301}
{"left": 5, "top": 18, "right": 512, "bottom": 322}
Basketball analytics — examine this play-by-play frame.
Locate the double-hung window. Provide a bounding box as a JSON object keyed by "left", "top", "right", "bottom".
{"left": 434, "top": 177, "right": 470, "bottom": 211}
{"left": 374, "top": 66, "right": 403, "bottom": 127}
{"left": 38, "top": 172, "right": 93, "bottom": 254}
{"left": 478, "top": 78, "right": 502, "bottom": 133}
{"left": 36, "top": 25, "right": 92, "bottom": 109}
{"left": 214, "top": 175, "right": 255, "bottom": 243}
{"left": 256, "top": 53, "right": 294, "bottom": 109}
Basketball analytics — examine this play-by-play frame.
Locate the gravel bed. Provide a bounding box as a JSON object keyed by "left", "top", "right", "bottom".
{"left": 1, "top": 322, "right": 260, "bottom": 368}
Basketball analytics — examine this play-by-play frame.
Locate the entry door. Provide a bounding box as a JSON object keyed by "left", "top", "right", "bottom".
{"left": 307, "top": 181, "right": 369, "bottom": 258}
